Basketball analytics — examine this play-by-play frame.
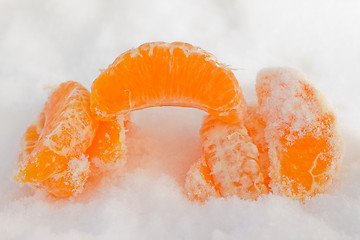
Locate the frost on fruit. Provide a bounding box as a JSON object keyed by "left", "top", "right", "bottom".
{"left": 38, "top": 154, "right": 90, "bottom": 198}
{"left": 254, "top": 67, "right": 343, "bottom": 199}
{"left": 185, "top": 157, "right": 219, "bottom": 201}
{"left": 185, "top": 115, "right": 268, "bottom": 201}
{"left": 15, "top": 81, "right": 99, "bottom": 197}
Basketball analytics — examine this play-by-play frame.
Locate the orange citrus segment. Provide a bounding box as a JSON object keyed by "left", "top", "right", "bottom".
{"left": 244, "top": 106, "right": 271, "bottom": 188}
{"left": 86, "top": 117, "right": 128, "bottom": 172}
{"left": 91, "top": 42, "right": 246, "bottom": 124}
{"left": 15, "top": 81, "right": 98, "bottom": 183}
{"left": 37, "top": 154, "right": 90, "bottom": 198}
{"left": 185, "top": 157, "right": 219, "bottom": 201}
{"left": 255, "top": 67, "right": 343, "bottom": 199}
{"left": 185, "top": 115, "right": 267, "bottom": 201}
{"left": 18, "top": 125, "right": 40, "bottom": 162}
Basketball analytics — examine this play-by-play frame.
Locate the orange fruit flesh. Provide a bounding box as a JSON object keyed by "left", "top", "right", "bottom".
{"left": 86, "top": 117, "right": 128, "bottom": 173}
{"left": 37, "top": 155, "right": 90, "bottom": 198}
{"left": 18, "top": 125, "right": 41, "bottom": 162}
{"left": 34, "top": 116, "right": 128, "bottom": 198}
{"left": 244, "top": 106, "right": 271, "bottom": 188}
{"left": 276, "top": 114, "right": 338, "bottom": 197}
{"left": 255, "top": 67, "right": 343, "bottom": 199}
{"left": 185, "top": 115, "right": 267, "bottom": 201}
{"left": 15, "top": 81, "right": 98, "bottom": 184}
{"left": 18, "top": 122, "right": 90, "bottom": 198}
{"left": 185, "top": 157, "right": 219, "bottom": 201}
{"left": 91, "top": 42, "right": 246, "bottom": 124}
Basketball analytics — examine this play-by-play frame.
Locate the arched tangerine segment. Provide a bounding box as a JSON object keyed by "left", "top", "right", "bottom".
{"left": 15, "top": 81, "right": 98, "bottom": 183}
{"left": 91, "top": 42, "right": 246, "bottom": 124}
{"left": 255, "top": 67, "right": 343, "bottom": 199}
{"left": 86, "top": 117, "right": 128, "bottom": 173}
{"left": 185, "top": 115, "right": 267, "bottom": 201}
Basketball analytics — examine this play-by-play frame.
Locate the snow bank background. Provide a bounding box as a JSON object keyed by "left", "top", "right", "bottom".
{"left": 1, "top": 0, "right": 360, "bottom": 239}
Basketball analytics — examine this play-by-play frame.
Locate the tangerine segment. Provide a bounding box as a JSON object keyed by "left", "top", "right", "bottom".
{"left": 244, "top": 106, "right": 271, "bottom": 188}
{"left": 18, "top": 124, "right": 41, "bottom": 163}
{"left": 185, "top": 157, "right": 219, "bottom": 201}
{"left": 186, "top": 115, "right": 267, "bottom": 201}
{"left": 86, "top": 117, "right": 128, "bottom": 172}
{"left": 37, "top": 155, "right": 90, "bottom": 198}
{"left": 91, "top": 42, "right": 246, "bottom": 124}
{"left": 256, "top": 67, "right": 343, "bottom": 199}
{"left": 15, "top": 81, "right": 98, "bottom": 183}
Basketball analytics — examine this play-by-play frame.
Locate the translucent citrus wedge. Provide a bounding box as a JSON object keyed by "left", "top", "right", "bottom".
{"left": 255, "top": 67, "right": 343, "bottom": 199}
{"left": 91, "top": 41, "right": 246, "bottom": 124}
{"left": 86, "top": 117, "right": 128, "bottom": 173}
{"left": 15, "top": 81, "right": 98, "bottom": 183}
{"left": 185, "top": 115, "right": 267, "bottom": 201}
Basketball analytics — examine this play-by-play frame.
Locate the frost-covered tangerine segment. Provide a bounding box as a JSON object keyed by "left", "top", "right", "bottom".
{"left": 15, "top": 119, "right": 89, "bottom": 198}
{"left": 15, "top": 81, "right": 98, "bottom": 183}
{"left": 185, "top": 157, "right": 219, "bottom": 201}
{"left": 38, "top": 155, "right": 90, "bottom": 198}
{"left": 186, "top": 115, "right": 267, "bottom": 201}
{"left": 91, "top": 41, "right": 246, "bottom": 124}
{"left": 86, "top": 117, "right": 128, "bottom": 172}
{"left": 256, "top": 67, "right": 343, "bottom": 199}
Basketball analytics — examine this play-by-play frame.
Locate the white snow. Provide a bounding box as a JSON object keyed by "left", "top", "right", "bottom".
{"left": 1, "top": 0, "right": 360, "bottom": 239}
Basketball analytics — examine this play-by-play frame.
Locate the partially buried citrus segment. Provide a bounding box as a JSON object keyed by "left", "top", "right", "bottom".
{"left": 17, "top": 121, "right": 90, "bottom": 198}
{"left": 91, "top": 41, "right": 246, "bottom": 124}
{"left": 254, "top": 67, "right": 343, "bottom": 199}
{"left": 14, "top": 43, "right": 343, "bottom": 201}
{"left": 244, "top": 106, "right": 271, "bottom": 188}
{"left": 37, "top": 154, "right": 90, "bottom": 198}
{"left": 185, "top": 115, "right": 267, "bottom": 201}
{"left": 15, "top": 81, "right": 98, "bottom": 188}
{"left": 185, "top": 157, "right": 219, "bottom": 201}
{"left": 86, "top": 117, "right": 128, "bottom": 173}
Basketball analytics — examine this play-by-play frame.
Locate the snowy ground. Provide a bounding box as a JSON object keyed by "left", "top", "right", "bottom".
{"left": 1, "top": 0, "right": 360, "bottom": 239}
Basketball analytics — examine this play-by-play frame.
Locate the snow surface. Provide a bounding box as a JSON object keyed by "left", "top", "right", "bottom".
{"left": 1, "top": 0, "right": 360, "bottom": 239}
